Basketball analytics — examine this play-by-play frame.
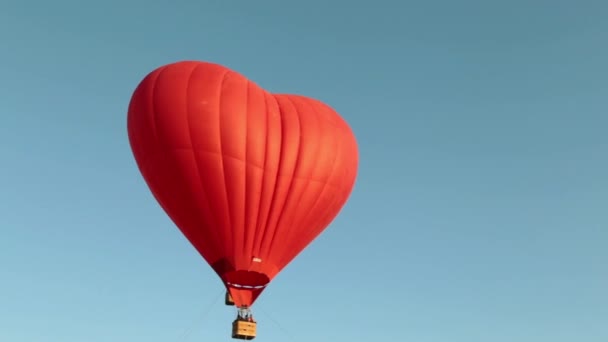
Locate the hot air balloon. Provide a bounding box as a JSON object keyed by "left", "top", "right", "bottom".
{"left": 127, "top": 61, "right": 358, "bottom": 339}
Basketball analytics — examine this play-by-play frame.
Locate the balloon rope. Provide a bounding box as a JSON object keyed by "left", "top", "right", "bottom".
{"left": 175, "top": 289, "right": 223, "bottom": 341}
{"left": 257, "top": 306, "right": 300, "bottom": 342}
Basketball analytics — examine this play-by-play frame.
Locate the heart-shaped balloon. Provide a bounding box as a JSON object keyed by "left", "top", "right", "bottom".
{"left": 127, "top": 61, "right": 358, "bottom": 307}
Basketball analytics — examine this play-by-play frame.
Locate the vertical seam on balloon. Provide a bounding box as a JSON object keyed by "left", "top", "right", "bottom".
{"left": 278, "top": 102, "right": 343, "bottom": 266}
{"left": 218, "top": 70, "right": 235, "bottom": 267}
{"left": 299, "top": 108, "right": 356, "bottom": 261}
{"left": 150, "top": 67, "right": 168, "bottom": 149}
{"left": 243, "top": 79, "right": 250, "bottom": 268}
{"left": 252, "top": 92, "right": 270, "bottom": 262}
{"left": 273, "top": 96, "right": 321, "bottom": 264}
{"left": 145, "top": 67, "right": 168, "bottom": 204}
{"left": 300, "top": 132, "right": 345, "bottom": 243}
{"left": 256, "top": 95, "right": 285, "bottom": 261}
{"left": 262, "top": 96, "right": 304, "bottom": 261}
{"left": 183, "top": 63, "right": 219, "bottom": 261}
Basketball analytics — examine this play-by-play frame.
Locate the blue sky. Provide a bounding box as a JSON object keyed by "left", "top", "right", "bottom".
{"left": 1, "top": 1, "right": 606, "bottom": 341}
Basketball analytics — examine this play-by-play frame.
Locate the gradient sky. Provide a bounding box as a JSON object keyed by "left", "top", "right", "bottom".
{"left": 1, "top": 1, "right": 606, "bottom": 341}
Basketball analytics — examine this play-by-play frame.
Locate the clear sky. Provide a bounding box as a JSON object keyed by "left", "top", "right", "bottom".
{"left": 1, "top": 1, "right": 606, "bottom": 341}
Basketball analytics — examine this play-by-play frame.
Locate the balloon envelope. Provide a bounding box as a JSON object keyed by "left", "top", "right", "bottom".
{"left": 127, "top": 61, "right": 358, "bottom": 307}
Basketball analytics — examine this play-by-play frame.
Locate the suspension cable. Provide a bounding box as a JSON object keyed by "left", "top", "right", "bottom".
{"left": 257, "top": 305, "right": 300, "bottom": 342}
{"left": 174, "top": 289, "right": 223, "bottom": 341}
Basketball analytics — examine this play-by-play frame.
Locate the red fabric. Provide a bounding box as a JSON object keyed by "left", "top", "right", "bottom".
{"left": 127, "top": 61, "right": 358, "bottom": 307}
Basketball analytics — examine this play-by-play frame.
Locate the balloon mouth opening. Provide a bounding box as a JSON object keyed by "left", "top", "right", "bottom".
{"left": 223, "top": 270, "right": 270, "bottom": 290}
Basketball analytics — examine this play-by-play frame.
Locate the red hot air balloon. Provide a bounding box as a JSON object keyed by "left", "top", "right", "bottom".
{"left": 127, "top": 61, "right": 358, "bottom": 339}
